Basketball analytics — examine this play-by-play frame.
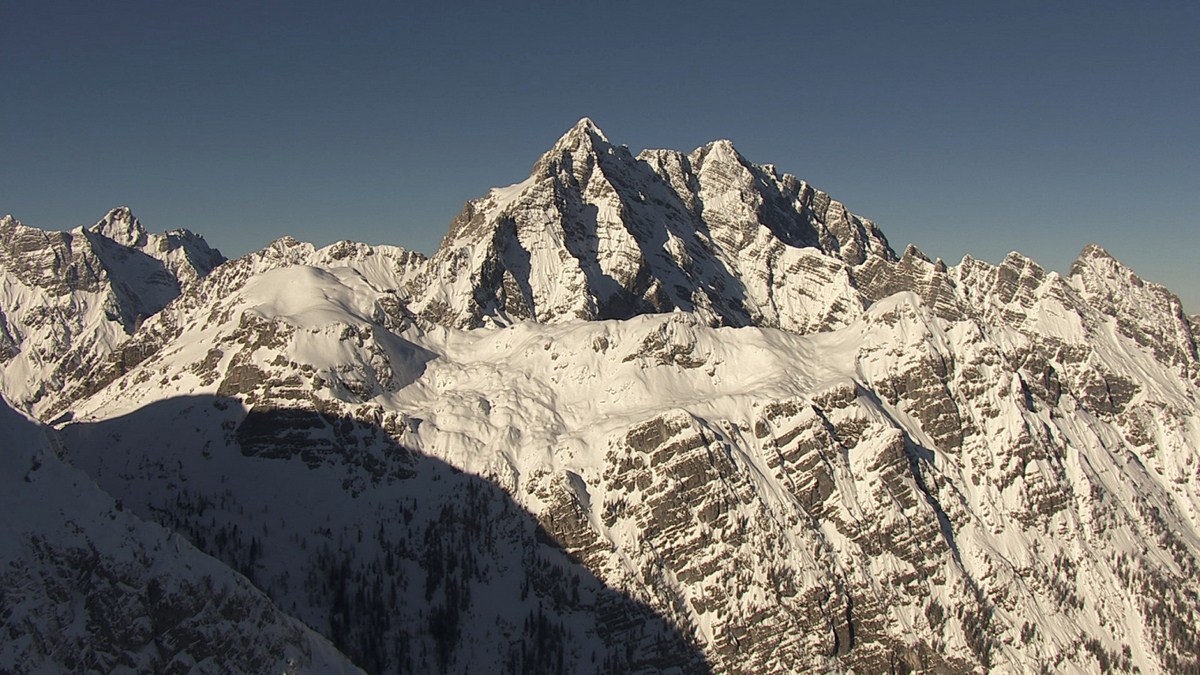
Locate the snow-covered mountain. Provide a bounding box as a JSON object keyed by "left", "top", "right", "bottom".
{"left": 0, "top": 207, "right": 224, "bottom": 417}
{"left": 412, "top": 118, "right": 892, "bottom": 333}
{"left": 4, "top": 120, "right": 1199, "bottom": 673}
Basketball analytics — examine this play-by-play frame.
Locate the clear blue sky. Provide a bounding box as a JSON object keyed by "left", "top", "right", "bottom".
{"left": 3, "top": 1, "right": 1197, "bottom": 311}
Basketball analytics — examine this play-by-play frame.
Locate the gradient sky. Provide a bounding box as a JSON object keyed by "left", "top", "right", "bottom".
{"left": 3, "top": 1, "right": 1197, "bottom": 311}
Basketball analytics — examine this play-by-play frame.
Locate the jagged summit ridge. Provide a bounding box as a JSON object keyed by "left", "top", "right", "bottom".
{"left": 0, "top": 208, "right": 225, "bottom": 415}
{"left": 413, "top": 119, "right": 894, "bottom": 330}
{"left": 553, "top": 115, "right": 608, "bottom": 147}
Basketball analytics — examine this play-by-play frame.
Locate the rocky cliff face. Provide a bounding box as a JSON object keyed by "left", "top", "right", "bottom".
{"left": 4, "top": 121, "right": 1199, "bottom": 673}
{"left": 0, "top": 207, "right": 224, "bottom": 416}
{"left": 412, "top": 118, "right": 892, "bottom": 333}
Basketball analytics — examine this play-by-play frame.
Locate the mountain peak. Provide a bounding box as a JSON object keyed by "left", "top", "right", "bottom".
{"left": 1070, "top": 243, "right": 1124, "bottom": 282}
{"left": 418, "top": 119, "right": 897, "bottom": 329}
{"left": 568, "top": 116, "right": 605, "bottom": 138}
{"left": 89, "top": 206, "right": 147, "bottom": 248}
{"left": 702, "top": 138, "right": 741, "bottom": 155}
{"left": 1076, "top": 242, "right": 1114, "bottom": 262}
{"left": 525, "top": 118, "right": 623, "bottom": 188}
{"left": 690, "top": 138, "right": 746, "bottom": 168}
{"left": 546, "top": 117, "right": 611, "bottom": 154}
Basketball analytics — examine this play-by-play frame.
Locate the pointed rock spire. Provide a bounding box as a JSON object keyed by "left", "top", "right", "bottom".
{"left": 536, "top": 117, "right": 613, "bottom": 167}
{"left": 1075, "top": 242, "right": 1114, "bottom": 263}
{"left": 90, "top": 206, "right": 147, "bottom": 248}
{"left": 545, "top": 117, "right": 610, "bottom": 155}
{"left": 1070, "top": 243, "right": 1127, "bottom": 286}
{"left": 692, "top": 138, "right": 745, "bottom": 165}
{"left": 901, "top": 244, "right": 932, "bottom": 264}
{"left": 564, "top": 116, "right": 607, "bottom": 142}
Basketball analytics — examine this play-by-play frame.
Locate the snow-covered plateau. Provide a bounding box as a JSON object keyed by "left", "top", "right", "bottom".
{"left": 3, "top": 119, "right": 1198, "bottom": 673}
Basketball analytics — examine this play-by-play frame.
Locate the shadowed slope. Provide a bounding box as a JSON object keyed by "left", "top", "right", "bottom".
{"left": 0, "top": 396, "right": 358, "bottom": 674}
{"left": 59, "top": 395, "right": 712, "bottom": 674}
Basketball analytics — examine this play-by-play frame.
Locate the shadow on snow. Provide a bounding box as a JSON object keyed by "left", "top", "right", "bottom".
{"left": 59, "top": 395, "right": 712, "bottom": 674}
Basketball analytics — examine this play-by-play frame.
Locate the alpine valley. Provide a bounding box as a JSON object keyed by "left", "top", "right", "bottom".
{"left": 3, "top": 119, "right": 1199, "bottom": 674}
